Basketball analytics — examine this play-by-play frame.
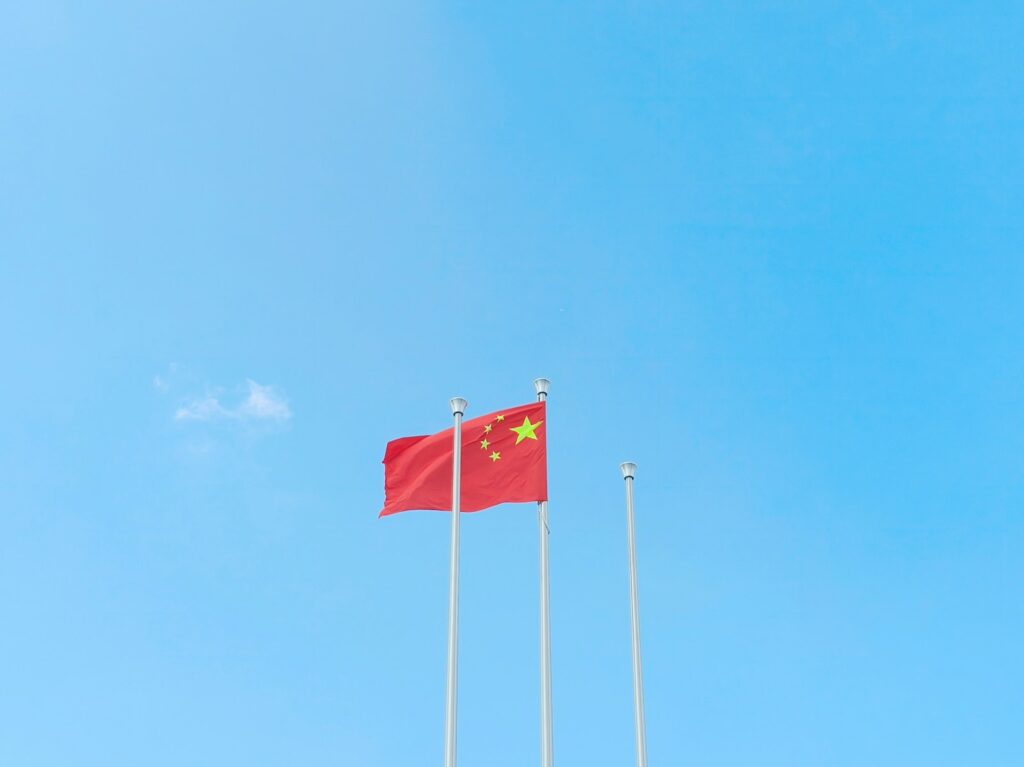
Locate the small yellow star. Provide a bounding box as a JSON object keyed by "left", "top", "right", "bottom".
{"left": 510, "top": 415, "right": 543, "bottom": 445}
{"left": 483, "top": 424, "right": 492, "bottom": 433}
{"left": 489, "top": 451, "right": 501, "bottom": 462}
{"left": 496, "top": 414, "right": 505, "bottom": 422}
{"left": 480, "top": 438, "right": 490, "bottom": 450}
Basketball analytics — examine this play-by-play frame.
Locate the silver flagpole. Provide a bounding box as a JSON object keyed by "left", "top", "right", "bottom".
{"left": 620, "top": 462, "right": 647, "bottom": 767}
{"left": 533, "top": 378, "right": 554, "bottom": 767}
{"left": 444, "top": 397, "right": 468, "bottom": 767}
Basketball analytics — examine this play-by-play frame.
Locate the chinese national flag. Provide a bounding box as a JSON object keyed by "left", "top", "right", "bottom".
{"left": 380, "top": 401, "right": 547, "bottom": 517}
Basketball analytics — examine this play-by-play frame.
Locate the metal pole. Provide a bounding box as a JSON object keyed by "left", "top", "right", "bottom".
{"left": 534, "top": 378, "right": 554, "bottom": 767}
{"left": 621, "top": 462, "right": 647, "bottom": 767}
{"left": 444, "top": 397, "right": 467, "bottom": 767}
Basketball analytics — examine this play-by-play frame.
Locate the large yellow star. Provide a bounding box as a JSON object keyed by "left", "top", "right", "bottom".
{"left": 510, "top": 415, "right": 543, "bottom": 445}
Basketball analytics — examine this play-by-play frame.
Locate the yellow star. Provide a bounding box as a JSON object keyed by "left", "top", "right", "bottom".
{"left": 489, "top": 451, "right": 501, "bottom": 462}
{"left": 496, "top": 414, "right": 505, "bottom": 422}
{"left": 510, "top": 415, "right": 543, "bottom": 445}
{"left": 483, "top": 424, "right": 492, "bottom": 434}
{"left": 480, "top": 438, "right": 490, "bottom": 450}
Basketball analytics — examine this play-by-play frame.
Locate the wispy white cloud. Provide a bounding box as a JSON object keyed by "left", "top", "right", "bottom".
{"left": 174, "top": 380, "right": 291, "bottom": 423}
{"left": 153, "top": 363, "right": 179, "bottom": 393}
{"left": 238, "top": 380, "right": 292, "bottom": 421}
{"left": 174, "top": 396, "right": 230, "bottom": 422}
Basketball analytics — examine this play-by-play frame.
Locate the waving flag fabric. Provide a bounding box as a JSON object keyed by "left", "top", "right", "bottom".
{"left": 380, "top": 401, "right": 547, "bottom": 517}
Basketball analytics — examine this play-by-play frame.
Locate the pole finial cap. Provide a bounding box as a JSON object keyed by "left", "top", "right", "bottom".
{"left": 620, "top": 462, "right": 637, "bottom": 480}
{"left": 533, "top": 378, "right": 550, "bottom": 397}
{"left": 450, "top": 397, "right": 468, "bottom": 416}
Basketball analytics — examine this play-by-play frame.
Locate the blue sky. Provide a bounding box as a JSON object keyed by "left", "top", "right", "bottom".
{"left": 2, "top": 2, "right": 1022, "bottom": 765}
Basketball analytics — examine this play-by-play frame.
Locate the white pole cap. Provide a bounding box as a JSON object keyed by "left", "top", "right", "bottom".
{"left": 533, "top": 378, "right": 551, "bottom": 397}
{"left": 450, "top": 398, "right": 468, "bottom": 416}
{"left": 620, "top": 462, "right": 637, "bottom": 480}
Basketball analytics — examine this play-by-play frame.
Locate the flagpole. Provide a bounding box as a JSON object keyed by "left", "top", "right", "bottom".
{"left": 533, "top": 378, "right": 554, "bottom": 767}
{"left": 620, "top": 462, "right": 647, "bottom": 767}
{"left": 444, "top": 397, "right": 467, "bottom": 767}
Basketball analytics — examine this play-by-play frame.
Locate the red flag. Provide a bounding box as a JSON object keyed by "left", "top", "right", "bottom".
{"left": 380, "top": 401, "right": 547, "bottom": 516}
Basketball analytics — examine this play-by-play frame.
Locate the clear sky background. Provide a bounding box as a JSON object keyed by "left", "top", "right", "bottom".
{"left": 2, "top": 2, "right": 1022, "bottom": 765}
